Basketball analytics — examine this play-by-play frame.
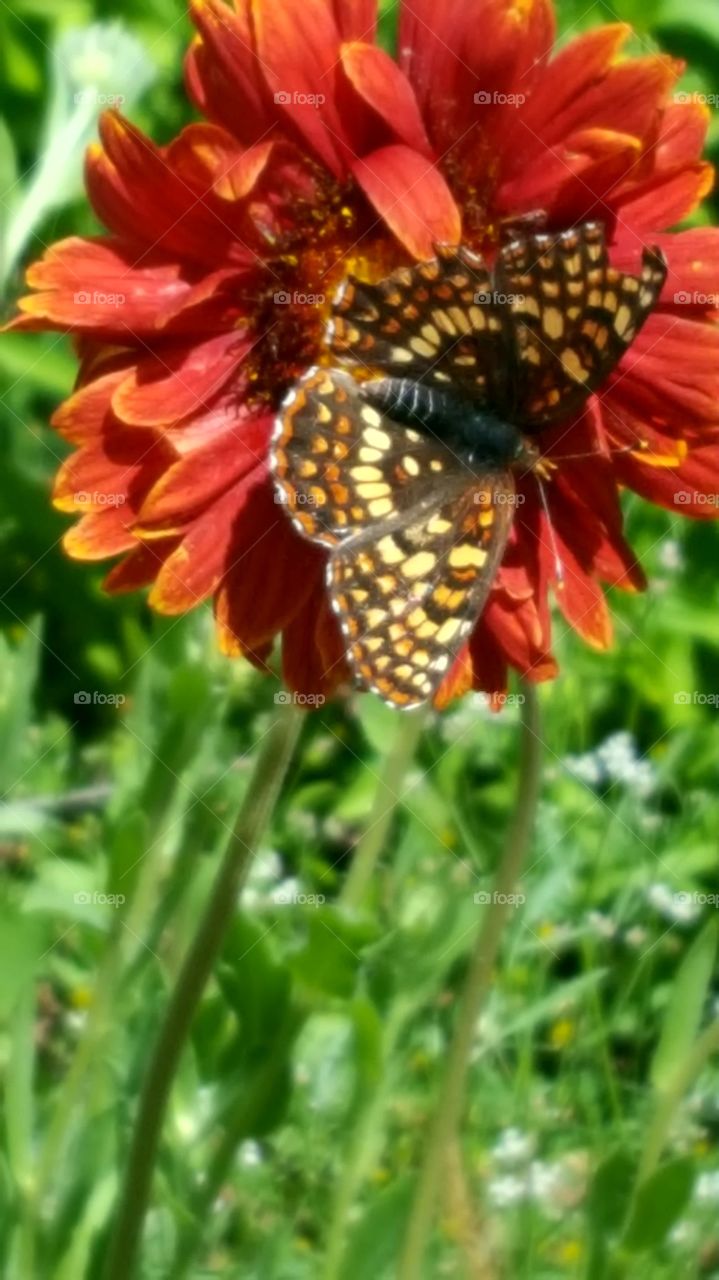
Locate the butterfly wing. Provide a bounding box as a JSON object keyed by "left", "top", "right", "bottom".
{"left": 328, "top": 473, "right": 515, "bottom": 707}
{"left": 493, "top": 221, "right": 667, "bottom": 426}
{"left": 327, "top": 246, "right": 508, "bottom": 404}
{"left": 272, "top": 365, "right": 475, "bottom": 547}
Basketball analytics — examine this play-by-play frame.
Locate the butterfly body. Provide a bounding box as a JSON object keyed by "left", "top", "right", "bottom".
{"left": 361, "top": 377, "right": 538, "bottom": 472}
{"left": 271, "top": 221, "right": 667, "bottom": 708}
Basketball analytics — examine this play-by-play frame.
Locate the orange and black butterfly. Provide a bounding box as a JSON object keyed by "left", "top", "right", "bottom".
{"left": 271, "top": 221, "right": 666, "bottom": 708}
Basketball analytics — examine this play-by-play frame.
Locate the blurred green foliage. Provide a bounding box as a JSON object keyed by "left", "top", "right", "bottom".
{"left": 1, "top": 1, "right": 719, "bottom": 1278}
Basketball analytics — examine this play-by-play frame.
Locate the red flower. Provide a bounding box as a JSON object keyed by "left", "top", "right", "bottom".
{"left": 8, "top": 0, "right": 719, "bottom": 706}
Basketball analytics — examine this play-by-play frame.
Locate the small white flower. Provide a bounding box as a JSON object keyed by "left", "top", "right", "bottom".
{"left": 238, "top": 1140, "right": 263, "bottom": 1168}
{"left": 658, "top": 539, "right": 684, "bottom": 572}
{"left": 696, "top": 1170, "right": 719, "bottom": 1203}
{"left": 492, "top": 1128, "right": 535, "bottom": 1165}
{"left": 624, "top": 925, "right": 649, "bottom": 949}
{"left": 487, "top": 1174, "right": 527, "bottom": 1208}
{"left": 647, "top": 883, "right": 700, "bottom": 925}
{"left": 586, "top": 910, "right": 617, "bottom": 939}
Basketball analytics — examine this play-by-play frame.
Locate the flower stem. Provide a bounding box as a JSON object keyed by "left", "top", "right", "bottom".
{"left": 397, "top": 685, "right": 542, "bottom": 1280}
{"left": 101, "top": 705, "right": 304, "bottom": 1280}
{"left": 340, "top": 707, "right": 428, "bottom": 911}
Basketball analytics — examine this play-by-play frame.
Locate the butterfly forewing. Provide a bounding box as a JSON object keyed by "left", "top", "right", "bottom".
{"left": 328, "top": 474, "right": 515, "bottom": 707}
{"left": 328, "top": 246, "right": 507, "bottom": 404}
{"left": 494, "top": 221, "right": 667, "bottom": 426}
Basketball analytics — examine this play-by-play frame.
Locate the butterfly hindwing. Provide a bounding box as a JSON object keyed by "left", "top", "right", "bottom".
{"left": 494, "top": 221, "right": 667, "bottom": 426}
{"left": 328, "top": 474, "right": 515, "bottom": 707}
{"left": 272, "top": 366, "right": 471, "bottom": 546}
{"left": 328, "top": 246, "right": 507, "bottom": 403}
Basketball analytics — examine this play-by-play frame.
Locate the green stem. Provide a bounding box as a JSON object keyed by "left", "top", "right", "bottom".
{"left": 340, "top": 708, "right": 428, "bottom": 910}
{"left": 322, "top": 1000, "right": 410, "bottom": 1280}
{"left": 398, "top": 686, "right": 542, "bottom": 1280}
{"left": 635, "top": 1016, "right": 719, "bottom": 1188}
{"left": 102, "top": 706, "right": 304, "bottom": 1280}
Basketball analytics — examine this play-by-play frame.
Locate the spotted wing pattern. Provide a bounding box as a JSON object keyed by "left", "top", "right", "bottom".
{"left": 271, "top": 365, "right": 513, "bottom": 707}
{"left": 328, "top": 246, "right": 506, "bottom": 403}
{"left": 272, "top": 366, "right": 473, "bottom": 547}
{"left": 273, "top": 220, "right": 667, "bottom": 707}
{"left": 494, "top": 221, "right": 667, "bottom": 426}
{"left": 328, "top": 475, "right": 514, "bottom": 706}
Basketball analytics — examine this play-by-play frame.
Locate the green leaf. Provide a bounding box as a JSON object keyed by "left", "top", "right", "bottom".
{"left": 651, "top": 918, "right": 718, "bottom": 1092}
{"left": 623, "top": 1158, "right": 695, "bottom": 1251}
{"left": 289, "top": 907, "right": 375, "bottom": 998}
{"left": 587, "top": 1149, "right": 637, "bottom": 1235}
{"left": 342, "top": 1176, "right": 415, "bottom": 1280}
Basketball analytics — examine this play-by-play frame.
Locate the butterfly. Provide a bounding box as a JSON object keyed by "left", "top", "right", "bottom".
{"left": 271, "top": 221, "right": 667, "bottom": 708}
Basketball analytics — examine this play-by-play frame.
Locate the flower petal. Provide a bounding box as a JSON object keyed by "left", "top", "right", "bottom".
{"left": 282, "top": 586, "right": 350, "bottom": 699}
{"left": 353, "top": 145, "right": 461, "bottom": 260}
{"left": 8, "top": 238, "right": 194, "bottom": 336}
{"left": 138, "top": 417, "right": 270, "bottom": 526}
{"left": 398, "top": 0, "right": 554, "bottom": 151}
{"left": 253, "top": 0, "right": 350, "bottom": 177}
{"left": 186, "top": 0, "right": 275, "bottom": 145}
{"left": 86, "top": 112, "right": 259, "bottom": 266}
{"left": 340, "top": 42, "right": 430, "bottom": 155}
{"left": 214, "top": 482, "right": 325, "bottom": 648}
{"left": 111, "top": 331, "right": 250, "bottom": 427}
{"left": 332, "top": 0, "right": 376, "bottom": 42}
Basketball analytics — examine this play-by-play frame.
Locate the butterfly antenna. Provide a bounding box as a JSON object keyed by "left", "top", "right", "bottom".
{"left": 550, "top": 441, "right": 642, "bottom": 463}
{"left": 534, "top": 474, "right": 565, "bottom": 588}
